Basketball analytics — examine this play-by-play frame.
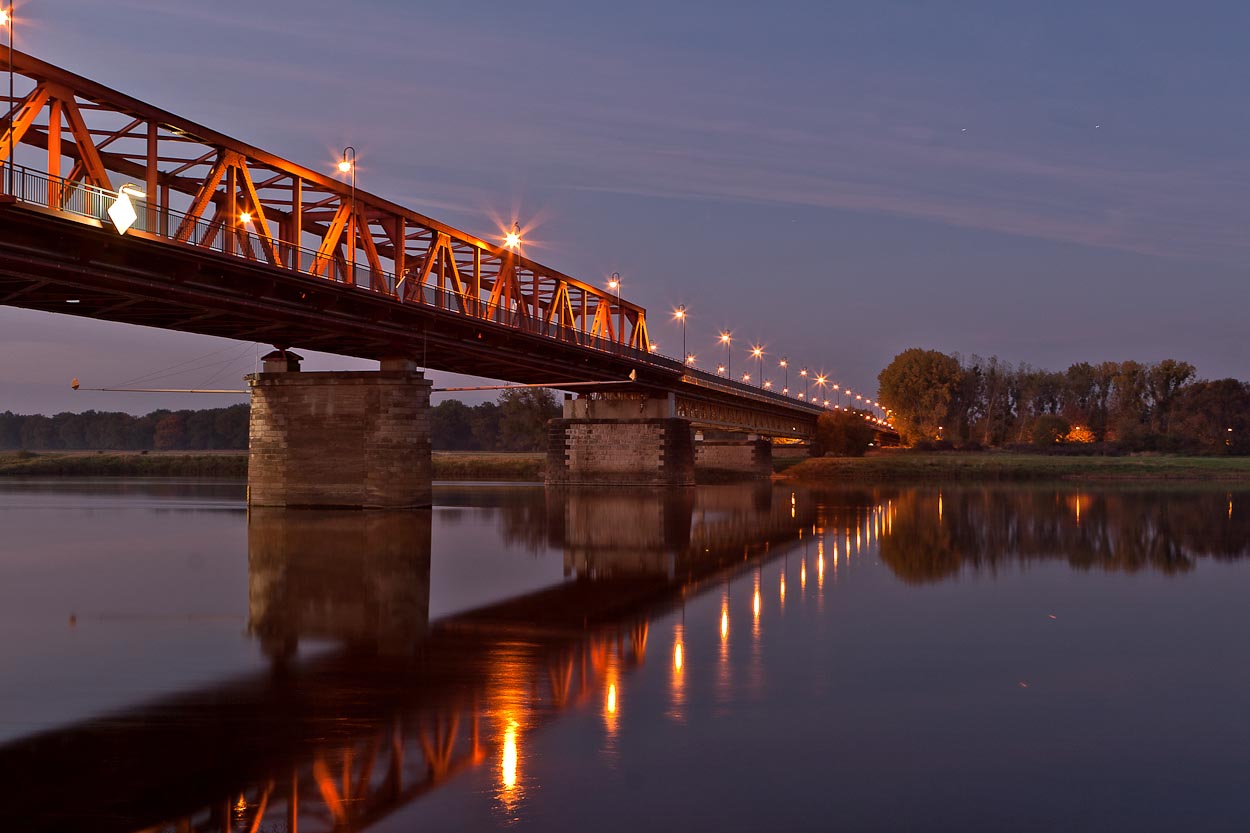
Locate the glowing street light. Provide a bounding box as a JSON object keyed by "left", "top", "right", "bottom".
{"left": 742, "top": 372, "right": 751, "bottom": 383}
{"left": 779, "top": 356, "right": 789, "bottom": 393}
{"left": 800, "top": 368, "right": 809, "bottom": 401}
{"left": 719, "top": 331, "right": 732, "bottom": 378}
{"left": 504, "top": 222, "right": 521, "bottom": 250}
{"left": 764, "top": 380, "right": 773, "bottom": 389}
{"left": 717, "top": 364, "right": 726, "bottom": 376}
{"left": 608, "top": 272, "right": 622, "bottom": 340}
{"left": 686, "top": 353, "right": 697, "bottom": 367}
{"left": 750, "top": 345, "right": 764, "bottom": 388}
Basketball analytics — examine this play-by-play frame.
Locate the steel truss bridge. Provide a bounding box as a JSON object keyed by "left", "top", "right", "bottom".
{"left": 0, "top": 49, "right": 893, "bottom": 439}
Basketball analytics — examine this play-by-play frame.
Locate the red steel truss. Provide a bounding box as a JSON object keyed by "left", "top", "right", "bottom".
{"left": 0, "top": 49, "right": 650, "bottom": 352}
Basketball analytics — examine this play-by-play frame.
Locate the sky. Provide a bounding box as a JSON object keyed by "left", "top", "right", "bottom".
{"left": 3, "top": 0, "right": 1249, "bottom": 414}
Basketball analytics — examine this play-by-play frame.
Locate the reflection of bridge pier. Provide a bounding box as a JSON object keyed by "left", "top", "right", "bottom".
{"left": 557, "top": 484, "right": 809, "bottom": 584}
{"left": 246, "top": 354, "right": 433, "bottom": 509}
{"left": 248, "top": 507, "right": 432, "bottom": 658}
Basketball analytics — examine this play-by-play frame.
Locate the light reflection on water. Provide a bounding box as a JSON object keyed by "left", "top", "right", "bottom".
{"left": 1, "top": 480, "right": 1250, "bottom": 831}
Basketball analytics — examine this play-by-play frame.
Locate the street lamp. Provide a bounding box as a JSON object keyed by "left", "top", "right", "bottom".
{"left": 800, "top": 368, "right": 809, "bottom": 401}
{"left": 504, "top": 222, "right": 521, "bottom": 250}
{"left": 717, "top": 364, "right": 726, "bottom": 377}
{"left": 686, "top": 353, "right": 696, "bottom": 367}
{"left": 3, "top": 6, "right": 12, "bottom": 195}
{"left": 338, "top": 147, "right": 356, "bottom": 284}
{"left": 833, "top": 383, "right": 841, "bottom": 408}
{"left": 779, "top": 357, "right": 789, "bottom": 394}
{"left": 816, "top": 374, "right": 828, "bottom": 405}
{"left": 674, "top": 305, "right": 687, "bottom": 363}
{"left": 719, "top": 331, "right": 732, "bottom": 378}
{"left": 751, "top": 345, "right": 763, "bottom": 388}
{"left": 609, "top": 272, "right": 622, "bottom": 344}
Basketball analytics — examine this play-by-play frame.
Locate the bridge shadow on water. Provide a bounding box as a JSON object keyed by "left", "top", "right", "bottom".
{"left": 3, "top": 483, "right": 1250, "bottom": 832}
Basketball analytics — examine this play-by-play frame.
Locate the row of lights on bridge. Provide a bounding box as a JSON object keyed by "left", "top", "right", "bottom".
{"left": 502, "top": 222, "right": 891, "bottom": 428}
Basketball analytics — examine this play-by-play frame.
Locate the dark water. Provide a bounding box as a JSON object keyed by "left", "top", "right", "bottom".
{"left": 3, "top": 478, "right": 1250, "bottom": 832}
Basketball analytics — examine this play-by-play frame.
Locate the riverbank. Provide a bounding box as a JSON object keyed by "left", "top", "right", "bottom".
{"left": 0, "top": 450, "right": 547, "bottom": 481}
{"left": 782, "top": 451, "right": 1250, "bottom": 482}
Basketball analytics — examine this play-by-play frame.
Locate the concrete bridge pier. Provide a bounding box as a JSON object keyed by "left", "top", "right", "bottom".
{"left": 547, "top": 393, "right": 695, "bottom": 486}
{"left": 694, "top": 430, "right": 774, "bottom": 479}
{"left": 246, "top": 352, "right": 432, "bottom": 508}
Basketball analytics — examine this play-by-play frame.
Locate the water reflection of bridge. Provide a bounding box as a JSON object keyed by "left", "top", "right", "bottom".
{"left": 0, "top": 486, "right": 893, "bottom": 833}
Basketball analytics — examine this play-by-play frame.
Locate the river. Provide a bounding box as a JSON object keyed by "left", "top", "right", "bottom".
{"left": 2, "top": 478, "right": 1249, "bottom": 832}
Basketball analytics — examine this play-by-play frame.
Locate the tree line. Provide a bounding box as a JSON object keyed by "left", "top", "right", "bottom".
{"left": 878, "top": 348, "right": 1250, "bottom": 454}
{"left": 0, "top": 388, "right": 560, "bottom": 452}
{"left": 0, "top": 405, "right": 250, "bottom": 451}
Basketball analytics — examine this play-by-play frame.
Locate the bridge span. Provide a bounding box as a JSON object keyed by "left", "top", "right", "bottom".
{"left": 0, "top": 49, "right": 894, "bottom": 500}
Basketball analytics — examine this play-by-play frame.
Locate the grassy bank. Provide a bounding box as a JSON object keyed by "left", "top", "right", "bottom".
{"left": 783, "top": 451, "right": 1250, "bottom": 482}
{"left": 0, "top": 450, "right": 547, "bottom": 481}
{"left": 0, "top": 450, "right": 248, "bottom": 477}
{"left": 432, "top": 452, "right": 545, "bottom": 481}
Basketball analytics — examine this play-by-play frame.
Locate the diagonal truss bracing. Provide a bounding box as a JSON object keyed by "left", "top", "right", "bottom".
{"left": 0, "top": 49, "right": 649, "bottom": 351}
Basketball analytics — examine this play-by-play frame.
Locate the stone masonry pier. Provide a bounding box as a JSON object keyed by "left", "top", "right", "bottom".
{"left": 247, "top": 355, "right": 432, "bottom": 508}
{"left": 547, "top": 393, "right": 695, "bottom": 486}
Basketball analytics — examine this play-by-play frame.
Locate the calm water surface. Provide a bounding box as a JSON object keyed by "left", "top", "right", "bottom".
{"left": 2, "top": 478, "right": 1249, "bottom": 832}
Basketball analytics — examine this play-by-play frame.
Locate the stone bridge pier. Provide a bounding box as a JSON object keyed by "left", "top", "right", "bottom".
{"left": 246, "top": 352, "right": 432, "bottom": 508}
{"left": 547, "top": 393, "right": 696, "bottom": 486}
{"left": 546, "top": 393, "right": 778, "bottom": 486}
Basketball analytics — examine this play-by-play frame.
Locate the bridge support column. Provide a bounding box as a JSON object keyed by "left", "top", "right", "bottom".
{"left": 694, "top": 432, "right": 773, "bottom": 479}
{"left": 547, "top": 393, "right": 694, "bottom": 486}
{"left": 246, "top": 353, "right": 432, "bottom": 508}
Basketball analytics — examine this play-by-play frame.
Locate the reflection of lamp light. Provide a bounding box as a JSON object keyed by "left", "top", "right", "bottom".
{"left": 502, "top": 720, "right": 518, "bottom": 789}
{"left": 108, "top": 184, "right": 146, "bottom": 235}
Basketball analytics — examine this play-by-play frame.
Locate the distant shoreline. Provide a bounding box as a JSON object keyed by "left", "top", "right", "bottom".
{"left": 781, "top": 451, "right": 1250, "bottom": 482}
{"left": 7, "top": 449, "right": 1249, "bottom": 485}
{"left": 0, "top": 450, "right": 545, "bottom": 481}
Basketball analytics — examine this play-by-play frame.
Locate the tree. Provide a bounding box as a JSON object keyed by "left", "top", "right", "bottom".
{"left": 153, "top": 413, "right": 187, "bottom": 450}
{"left": 1146, "top": 359, "right": 1196, "bottom": 434}
{"left": 430, "top": 400, "right": 477, "bottom": 450}
{"left": 1031, "top": 414, "right": 1069, "bottom": 447}
{"left": 877, "top": 349, "right": 964, "bottom": 445}
{"left": 813, "top": 410, "right": 876, "bottom": 457}
{"left": 498, "top": 388, "right": 559, "bottom": 451}
{"left": 1169, "top": 379, "right": 1250, "bottom": 454}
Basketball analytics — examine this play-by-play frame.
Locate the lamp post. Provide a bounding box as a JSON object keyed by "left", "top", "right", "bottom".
{"left": 816, "top": 374, "right": 827, "bottom": 407}
{"left": 751, "top": 345, "right": 763, "bottom": 388}
{"left": 800, "top": 368, "right": 809, "bottom": 401}
{"left": 674, "top": 305, "right": 687, "bottom": 364}
{"left": 338, "top": 147, "right": 356, "bottom": 284}
{"left": 720, "top": 331, "right": 732, "bottom": 379}
{"left": 833, "top": 383, "right": 841, "bottom": 408}
{"left": 779, "top": 357, "right": 789, "bottom": 395}
{"left": 608, "top": 272, "right": 622, "bottom": 346}
{"left": 3, "top": 6, "right": 12, "bottom": 195}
